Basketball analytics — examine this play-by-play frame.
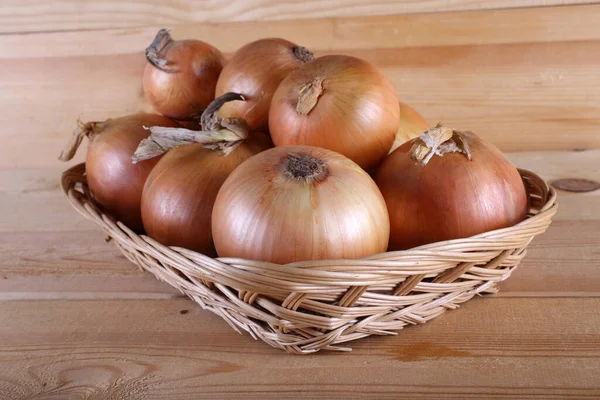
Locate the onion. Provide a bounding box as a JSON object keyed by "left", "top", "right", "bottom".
{"left": 269, "top": 55, "right": 400, "bottom": 170}
{"left": 390, "top": 101, "right": 430, "bottom": 154}
{"left": 212, "top": 145, "right": 390, "bottom": 264}
{"left": 143, "top": 29, "right": 225, "bottom": 120}
{"left": 137, "top": 93, "right": 272, "bottom": 255}
{"left": 215, "top": 38, "right": 314, "bottom": 131}
{"left": 374, "top": 125, "right": 528, "bottom": 250}
{"left": 59, "top": 113, "right": 178, "bottom": 231}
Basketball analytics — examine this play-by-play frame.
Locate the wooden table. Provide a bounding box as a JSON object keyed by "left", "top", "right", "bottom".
{"left": 1, "top": 1, "right": 599, "bottom": 398}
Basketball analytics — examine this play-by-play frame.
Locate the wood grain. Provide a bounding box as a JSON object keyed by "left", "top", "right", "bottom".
{"left": 0, "top": 0, "right": 593, "bottom": 34}
{"left": 3, "top": 4, "right": 600, "bottom": 60}
{"left": 3, "top": 7, "right": 600, "bottom": 169}
{"left": 0, "top": 298, "right": 598, "bottom": 399}
{"left": 1, "top": 3, "right": 599, "bottom": 397}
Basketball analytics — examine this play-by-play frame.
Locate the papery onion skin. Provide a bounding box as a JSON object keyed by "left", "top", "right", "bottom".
{"left": 85, "top": 114, "right": 178, "bottom": 232}
{"left": 215, "top": 38, "right": 313, "bottom": 131}
{"left": 143, "top": 30, "right": 225, "bottom": 120}
{"left": 211, "top": 145, "right": 390, "bottom": 264}
{"left": 269, "top": 55, "right": 400, "bottom": 171}
{"left": 141, "top": 124, "right": 272, "bottom": 255}
{"left": 390, "top": 101, "right": 430, "bottom": 154}
{"left": 375, "top": 128, "right": 528, "bottom": 250}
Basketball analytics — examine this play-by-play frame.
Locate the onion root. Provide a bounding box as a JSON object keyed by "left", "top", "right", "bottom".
{"left": 283, "top": 153, "right": 328, "bottom": 182}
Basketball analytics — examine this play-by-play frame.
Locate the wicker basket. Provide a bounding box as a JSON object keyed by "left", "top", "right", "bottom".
{"left": 61, "top": 163, "right": 557, "bottom": 354}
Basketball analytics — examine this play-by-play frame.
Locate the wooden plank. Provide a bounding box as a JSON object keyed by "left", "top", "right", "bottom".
{"left": 367, "top": 40, "right": 600, "bottom": 153}
{"left": 0, "top": 230, "right": 182, "bottom": 300}
{"left": 507, "top": 150, "right": 600, "bottom": 186}
{"left": 0, "top": 54, "right": 150, "bottom": 169}
{"left": 1, "top": 220, "right": 599, "bottom": 300}
{"left": 2, "top": 4, "right": 600, "bottom": 60}
{"left": 2, "top": 42, "right": 600, "bottom": 167}
{"left": 1, "top": 150, "right": 599, "bottom": 300}
{"left": 0, "top": 298, "right": 598, "bottom": 399}
{"left": 497, "top": 220, "right": 600, "bottom": 297}
{"left": 0, "top": 0, "right": 593, "bottom": 34}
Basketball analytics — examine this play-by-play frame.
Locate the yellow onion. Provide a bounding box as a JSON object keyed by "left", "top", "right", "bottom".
{"left": 375, "top": 125, "right": 528, "bottom": 250}
{"left": 269, "top": 55, "right": 400, "bottom": 170}
{"left": 59, "top": 113, "right": 178, "bottom": 231}
{"left": 143, "top": 29, "right": 225, "bottom": 120}
{"left": 137, "top": 93, "right": 272, "bottom": 255}
{"left": 215, "top": 38, "right": 313, "bottom": 131}
{"left": 212, "top": 145, "right": 390, "bottom": 264}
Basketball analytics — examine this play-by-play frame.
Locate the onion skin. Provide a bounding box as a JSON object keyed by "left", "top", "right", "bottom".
{"left": 390, "top": 101, "right": 430, "bottom": 153}
{"left": 269, "top": 55, "right": 400, "bottom": 171}
{"left": 375, "top": 128, "right": 528, "bottom": 250}
{"left": 82, "top": 114, "right": 178, "bottom": 232}
{"left": 143, "top": 30, "right": 225, "bottom": 120}
{"left": 141, "top": 113, "right": 272, "bottom": 255}
{"left": 215, "top": 38, "right": 313, "bottom": 131}
{"left": 212, "top": 146, "right": 390, "bottom": 264}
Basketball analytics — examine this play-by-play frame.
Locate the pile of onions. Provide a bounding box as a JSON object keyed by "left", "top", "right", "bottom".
{"left": 215, "top": 38, "right": 314, "bottom": 131}
{"left": 59, "top": 113, "right": 178, "bottom": 231}
{"left": 138, "top": 93, "right": 272, "bottom": 255}
{"left": 390, "top": 101, "right": 430, "bottom": 153}
{"left": 211, "top": 146, "right": 390, "bottom": 264}
{"left": 375, "top": 125, "right": 528, "bottom": 250}
{"left": 143, "top": 29, "right": 225, "bottom": 120}
{"left": 58, "top": 31, "right": 532, "bottom": 263}
{"left": 269, "top": 55, "right": 400, "bottom": 170}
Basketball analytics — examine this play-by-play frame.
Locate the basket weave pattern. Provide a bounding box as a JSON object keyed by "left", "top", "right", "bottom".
{"left": 61, "top": 163, "right": 557, "bottom": 354}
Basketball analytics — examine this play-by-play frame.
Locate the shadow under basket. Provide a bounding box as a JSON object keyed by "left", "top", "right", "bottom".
{"left": 61, "top": 163, "right": 557, "bottom": 354}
